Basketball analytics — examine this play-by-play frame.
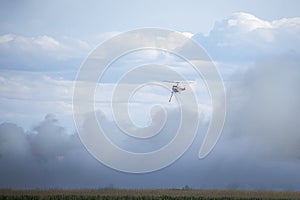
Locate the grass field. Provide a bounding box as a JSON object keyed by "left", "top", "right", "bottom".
{"left": 0, "top": 189, "right": 300, "bottom": 200}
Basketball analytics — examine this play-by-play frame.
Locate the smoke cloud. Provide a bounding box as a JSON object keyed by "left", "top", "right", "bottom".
{"left": 1, "top": 12, "right": 300, "bottom": 190}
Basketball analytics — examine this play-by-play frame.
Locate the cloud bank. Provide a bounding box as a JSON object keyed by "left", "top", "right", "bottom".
{"left": 1, "top": 12, "right": 300, "bottom": 190}
{"left": 0, "top": 34, "right": 91, "bottom": 71}
{"left": 193, "top": 12, "right": 300, "bottom": 62}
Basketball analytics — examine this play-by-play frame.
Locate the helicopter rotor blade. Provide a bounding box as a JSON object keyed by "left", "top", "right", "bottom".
{"left": 162, "top": 80, "right": 180, "bottom": 84}
{"left": 162, "top": 80, "right": 194, "bottom": 84}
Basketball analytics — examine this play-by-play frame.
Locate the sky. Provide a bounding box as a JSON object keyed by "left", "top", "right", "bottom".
{"left": 0, "top": 0, "right": 300, "bottom": 190}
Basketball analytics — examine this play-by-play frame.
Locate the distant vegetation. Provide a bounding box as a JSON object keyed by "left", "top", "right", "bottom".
{"left": 1, "top": 189, "right": 300, "bottom": 200}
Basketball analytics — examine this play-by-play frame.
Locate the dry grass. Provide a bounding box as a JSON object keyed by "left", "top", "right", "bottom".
{"left": 0, "top": 189, "right": 299, "bottom": 199}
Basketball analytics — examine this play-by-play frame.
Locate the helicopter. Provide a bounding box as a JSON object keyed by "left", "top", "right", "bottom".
{"left": 163, "top": 81, "right": 187, "bottom": 102}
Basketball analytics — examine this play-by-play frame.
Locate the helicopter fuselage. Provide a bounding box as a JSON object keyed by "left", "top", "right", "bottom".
{"left": 172, "top": 85, "right": 186, "bottom": 93}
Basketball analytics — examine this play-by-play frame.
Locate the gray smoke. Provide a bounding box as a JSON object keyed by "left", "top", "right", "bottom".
{"left": 225, "top": 53, "right": 300, "bottom": 160}
{"left": 1, "top": 70, "right": 300, "bottom": 191}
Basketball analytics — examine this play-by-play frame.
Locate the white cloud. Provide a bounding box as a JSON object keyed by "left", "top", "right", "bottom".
{"left": 33, "top": 35, "right": 61, "bottom": 50}
{"left": 181, "top": 32, "right": 194, "bottom": 38}
{"left": 0, "top": 71, "right": 73, "bottom": 102}
{"left": 193, "top": 12, "right": 300, "bottom": 62}
{"left": 0, "top": 34, "right": 14, "bottom": 44}
{"left": 0, "top": 67, "right": 212, "bottom": 132}
{"left": 0, "top": 30, "right": 194, "bottom": 71}
{"left": 0, "top": 34, "right": 92, "bottom": 70}
{"left": 0, "top": 70, "right": 75, "bottom": 130}
{"left": 0, "top": 34, "right": 63, "bottom": 52}
{"left": 227, "top": 12, "right": 272, "bottom": 32}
